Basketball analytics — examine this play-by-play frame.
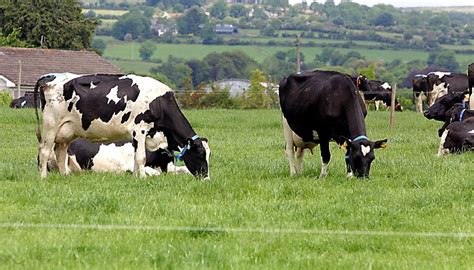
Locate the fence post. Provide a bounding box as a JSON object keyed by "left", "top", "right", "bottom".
{"left": 390, "top": 83, "right": 397, "bottom": 129}
{"left": 17, "top": 60, "right": 22, "bottom": 98}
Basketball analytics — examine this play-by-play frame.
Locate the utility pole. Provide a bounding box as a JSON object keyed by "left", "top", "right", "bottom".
{"left": 296, "top": 34, "right": 301, "bottom": 74}
{"left": 17, "top": 60, "right": 22, "bottom": 98}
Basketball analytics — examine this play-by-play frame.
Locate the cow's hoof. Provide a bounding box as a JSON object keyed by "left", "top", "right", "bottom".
{"left": 346, "top": 172, "right": 353, "bottom": 178}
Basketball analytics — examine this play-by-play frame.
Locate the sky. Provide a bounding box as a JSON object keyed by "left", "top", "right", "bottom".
{"left": 296, "top": 0, "right": 474, "bottom": 7}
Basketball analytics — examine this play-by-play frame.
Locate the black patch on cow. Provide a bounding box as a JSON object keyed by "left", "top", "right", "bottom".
{"left": 132, "top": 138, "right": 138, "bottom": 150}
{"left": 67, "top": 139, "right": 100, "bottom": 169}
{"left": 62, "top": 74, "right": 140, "bottom": 130}
{"left": 146, "top": 149, "right": 175, "bottom": 172}
{"left": 132, "top": 131, "right": 136, "bottom": 138}
{"left": 67, "top": 102, "right": 74, "bottom": 112}
{"left": 134, "top": 110, "right": 154, "bottom": 124}
{"left": 141, "top": 130, "right": 145, "bottom": 134}
{"left": 121, "top": 112, "right": 131, "bottom": 123}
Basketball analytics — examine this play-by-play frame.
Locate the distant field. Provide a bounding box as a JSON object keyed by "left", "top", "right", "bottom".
{"left": 108, "top": 59, "right": 157, "bottom": 74}
{"left": 0, "top": 107, "right": 472, "bottom": 268}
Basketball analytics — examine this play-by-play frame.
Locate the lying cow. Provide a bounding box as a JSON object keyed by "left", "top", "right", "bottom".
{"left": 279, "top": 70, "right": 387, "bottom": 178}
{"left": 437, "top": 118, "right": 474, "bottom": 156}
{"left": 424, "top": 91, "right": 469, "bottom": 136}
{"left": 355, "top": 76, "right": 402, "bottom": 112}
{"left": 34, "top": 73, "right": 210, "bottom": 179}
{"left": 47, "top": 139, "right": 190, "bottom": 176}
{"left": 10, "top": 93, "right": 38, "bottom": 108}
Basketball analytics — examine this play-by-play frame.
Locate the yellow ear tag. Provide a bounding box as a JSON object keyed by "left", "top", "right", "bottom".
{"left": 380, "top": 142, "right": 388, "bottom": 149}
{"left": 340, "top": 141, "right": 348, "bottom": 151}
{"left": 464, "top": 94, "right": 470, "bottom": 101}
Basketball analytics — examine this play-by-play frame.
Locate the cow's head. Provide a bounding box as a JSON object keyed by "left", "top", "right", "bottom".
{"left": 342, "top": 137, "right": 388, "bottom": 178}
{"left": 180, "top": 136, "right": 210, "bottom": 179}
{"left": 423, "top": 91, "right": 468, "bottom": 121}
{"left": 354, "top": 75, "right": 370, "bottom": 91}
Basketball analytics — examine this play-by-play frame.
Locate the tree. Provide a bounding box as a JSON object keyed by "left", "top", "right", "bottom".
{"left": 111, "top": 9, "right": 151, "bottom": 40}
{"left": 176, "top": 6, "right": 208, "bottom": 35}
{"left": 151, "top": 56, "right": 192, "bottom": 89}
{"left": 372, "top": 12, "right": 395, "bottom": 27}
{"left": 241, "top": 69, "right": 272, "bottom": 109}
{"left": 91, "top": 38, "right": 107, "bottom": 55}
{"left": 0, "top": 0, "right": 97, "bottom": 49}
{"left": 139, "top": 40, "right": 156, "bottom": 61}
{"left": 0, "top": 28, "right": 30, "bottom": 47}
{"left": 209, "top": 0, "right": 228, "bottom": 20}
{"left": 229, "top": 4, "right": 247, "bottom": 18}
{"left": 427, "top": 51, "right": 459, "bottom": 71}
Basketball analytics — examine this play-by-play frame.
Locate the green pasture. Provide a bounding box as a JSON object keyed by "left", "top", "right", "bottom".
{"left": 0, "top": 106, "right": 472, "bottom": 268}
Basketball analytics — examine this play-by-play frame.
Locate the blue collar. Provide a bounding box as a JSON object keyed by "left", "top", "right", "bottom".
{"left": 460, "top": 109, "right": 467, "bottom": 122}
{"left": 176, "top": 135, "right": 200, "bottom": 160}
{"left": 462, "top": 100, "right": 467, "bottom": 109}
{"left": 352, "top": 135, "right": 369, "bottom": 142}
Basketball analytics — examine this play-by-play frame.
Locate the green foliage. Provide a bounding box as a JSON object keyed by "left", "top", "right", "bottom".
{"left": 0, "top": 91, "right": 13, "bottom": 106}
{"left": 0, "top": 28, "right": 30, "bottom": 47}
{"left": 111, "top": 9, "right": 151, "bottom": 40}
{"left": 91, "top": 38, "right": 107, "bottom": 55}
{"left": 229, "top": 4, "right": 248, "bottom": 18}
{"left": 427, "top": 51, "right": 459, "bottom": 72}
{"left": 139, "top": 40, "right": 157, "bottom": 61}
{"left": 239, "top": 69, "right": 273, "bottom": 109}
{"left": 151, "top": 55, "right": 192, "bottom": 89}
{"left": 176, "top": 7, "right": 208, "bottom": 35}
{"left": 372, "top": 12, "right": 395, "bottom": 27}
{"left": 358, "top": 64, "right": 376, "bottom": 80}
{"left": 0, "top": 0, "right": 97, "bottom": 49}
{"left": 209, "top": 0, "right": 228, "bottom": 20}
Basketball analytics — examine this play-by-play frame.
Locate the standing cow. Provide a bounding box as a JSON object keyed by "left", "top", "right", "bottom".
{"left": 279, "top": 70, "right": 387, "bottom": 178}
{"left": 34, "top": 73, "right": 210, "bottom": 179}
{"left": 353, "top": 75, "right": 402, "bottom": 111}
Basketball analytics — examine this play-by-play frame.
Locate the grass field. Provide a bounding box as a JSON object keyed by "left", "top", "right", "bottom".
{"left": 0, "top": 106, "right": 472, "bottom": 268}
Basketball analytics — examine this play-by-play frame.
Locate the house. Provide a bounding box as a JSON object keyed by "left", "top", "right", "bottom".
{"left": 0, "top": 47, "right": 121, "bottom": 98}
{"left": 205, "top": 79, "right": 250, "bottom": 97}
{"left": 215, "top": 24, "right": 238, "bottom": 35}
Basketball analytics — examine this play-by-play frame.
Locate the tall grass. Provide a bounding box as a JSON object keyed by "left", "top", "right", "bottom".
{"left": 0, "top": 106, "right": 472, "bottom": 268}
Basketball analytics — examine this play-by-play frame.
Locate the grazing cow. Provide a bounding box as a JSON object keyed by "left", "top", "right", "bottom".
{"left": 279, "top": 70, "right": 387, "bottom": 178}
{"left": 47, "top": 139, "right": 190, "bottom": 176}
{"left": 412, "top": 72, "right": 449, "bottom": 112}
{"left": 353, "top": 76, "right": 402, "bottom": 111}
{"left": 34, "top": 73, "right": 210, "bottom": 179}
{"left": 428, "top": 72, "right": 469, "bottom": 105}
{"left": 423, "top": 91, "right": 469, "bottom": 136}
{"left": 437, "top": 118, "right": 474, "bottom": 156}
{"left": 10, "top": 93, "right": 38, "bottom": 108}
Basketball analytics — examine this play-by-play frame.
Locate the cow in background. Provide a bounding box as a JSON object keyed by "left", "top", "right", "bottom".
{"left": 424, "top": 91, "right": 469, "bottom": 136}
{"left": 437, "top": 118, "right": 474, "bottom": 156}
{"left": 279, "top": 70, "right": 387, "bottom": 178}
{"left": 353, "top": 75, "right": 402, "bottom": 111}
{"left": 10, "top": 92, "right": 39, "bottom": 108}
{"left": 468, "top": 63, "right": 474, "bottom": 108}
{"left": 34, "top": 73, "right": 210, "bottom": 179}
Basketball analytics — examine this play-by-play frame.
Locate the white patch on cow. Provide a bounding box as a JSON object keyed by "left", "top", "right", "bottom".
{"left": 429, "top": 71, "right": 451, "bottom": 79}
{"left": 90, "top": 82, "right": 97, "bottom": 89}
{"left": 429, "top": 83, "right": 449, "bottom": 106}
{"left": 381, "top": 82, "right": 391, "bottom": 89}
{"left": 167, "top": 163, "right": 191, "bottom": 175}
{"left": 468, "top": 130, "right": 474, "bottom": 134}
{"left": 20, "top": 100, "right": 27, "bottom": 107}
{"left": 91, "top": 143, "right": 135, "bottom": 172}
{"left": 361, "top": 145, "right": 371, "bottom": 156}
{"left": 320, "top": 160, "right": 328, "bottom": 177}
{"left": 312, "top": 130, "right": 319, "bottom": 141}
{"left": 106, "top": 86, "right": 121, "bottom": 104}
{"left": 437, "top": 129, "right": 450, "bottom": 157}
{"left": 145, "top": 131, "right": 167, "bottom": 151}
{"left": 144, "top": 166, "right": 162, "bottom": 176}
{"left": 202, "top": 140, "right": 211, "bottom": 180}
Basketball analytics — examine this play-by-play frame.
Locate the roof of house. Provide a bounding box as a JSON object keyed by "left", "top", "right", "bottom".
{"left": 0, "top": 47, "right": 122, "bottom": 86}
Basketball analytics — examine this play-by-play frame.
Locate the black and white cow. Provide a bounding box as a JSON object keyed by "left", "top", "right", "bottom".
{"left": 412, "top": 72, "right": 447, "bottom": 112}
{"left": 437, "top": 118, "right": 474, "bottom": 156}
{"left": 34, "top": 73, "right": 210, "bottom": 179}
{"left": 429, "top": 72, "right": 469, "bottom": 104}
{"left": 423, "top": 91, "right": 469, "bottom": 136}
{"left": 10, "top": 93, "right": 38, "bottom": 108}
{"left": 47, "top": 139, "right": 190, "bottom": 176}
{"left": 468, "top": 63, "right": 474, "bottom": 108}
{"left": 353, "top": 76, "right": 402, "bottom": 111}
{"left": 279, "top": 70, "right": 387, "bottom": 178}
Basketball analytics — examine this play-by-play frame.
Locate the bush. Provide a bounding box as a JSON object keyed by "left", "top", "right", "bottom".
{"left": 0, "top": 91, "right": 13, "bottom": 106}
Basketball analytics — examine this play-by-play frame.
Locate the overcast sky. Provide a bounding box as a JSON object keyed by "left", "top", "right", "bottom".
{"left": 306, "top": 0, "right": 474, "bottom": 7}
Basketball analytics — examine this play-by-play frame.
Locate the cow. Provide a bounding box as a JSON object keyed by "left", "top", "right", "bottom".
{"left": 412, "top": 72, "right": 448, "bottom": 113}
{"left": 423, "top": 91, "right": 469, "bottom": 136}
{"left": 279, "top": 70, "right": 387, "bottom": 178}
{"left": 47, "top": 139, "right": 190, "bottom": 176}
{"left": 353, "top": 75, "right": 402, "bottom": 111}
{"left": 10, "top": 92, "right": 39, "bottom": 108}
{"left": 34, "top": 73, "right": 210, "bottom": 179}
{"left": 428, "top": 72, "right": 469, "bottom": 105}
{"left": 437, "top": 118, "right": 474, "bottom": 157}
{"left": 468, "top": 63, "right": 474, "bottom": 108}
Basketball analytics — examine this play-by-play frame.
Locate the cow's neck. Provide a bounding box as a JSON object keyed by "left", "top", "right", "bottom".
{"left": 345, "top": 100, "right": 367, "bottom": 139}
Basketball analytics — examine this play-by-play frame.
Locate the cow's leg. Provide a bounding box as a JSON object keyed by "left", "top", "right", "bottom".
{"left": 54, "top": 143, "right": 70, "bottom": 175}
{"left": 415, "top": 95, "right": 423, "bottom": 113}
{"left": 437, "top": 129, "right": 450, "bottom": 157}
{"left": 470, "top": 94, "right": 474, "bottom": 110}
{"left": 295, "top": 147, "right": 304, "bottom": 175}
{"left": 38, "top": 130, "right": 58, "bottom": 178}
{"left": 67, "top": 155, "right": 82, "bottom": 173}
{"left": 375, "top": 100, "right": 381, "bottom": 111}
{"left": 319, "top": 139, "right": 330, "bottom": 178}
{"left": 282, "top": 118, "right": 297, "bottom": 176}
{"left": 133, "top": 130, "right": 147, "bottom": 177}
{"left": 345, "top": 149, "right": 353, "bottom": 178}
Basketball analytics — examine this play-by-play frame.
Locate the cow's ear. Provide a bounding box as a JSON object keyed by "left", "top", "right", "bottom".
{"left": 201, "top": 137, "right": 208, "bottom": 142}
{"left": 374, "top": 139, "right": 388, "bottom": 149}
{"left": 339, "top": 136, "right": 351, "bottom": 151}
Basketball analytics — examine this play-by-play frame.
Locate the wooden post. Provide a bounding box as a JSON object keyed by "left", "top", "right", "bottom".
{"left": 390, "top": 83, "right": 397, "bottom": 129}
{"left": 17, "top": 60, "right": 22, "bottom": 98}
{"left": 296, "top": 34, "right": 300, "bottom": 74}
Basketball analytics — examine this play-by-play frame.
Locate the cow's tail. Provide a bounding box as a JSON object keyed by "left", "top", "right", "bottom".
{"left": 34, "top": 81, "right": 42, "bottom": 143}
